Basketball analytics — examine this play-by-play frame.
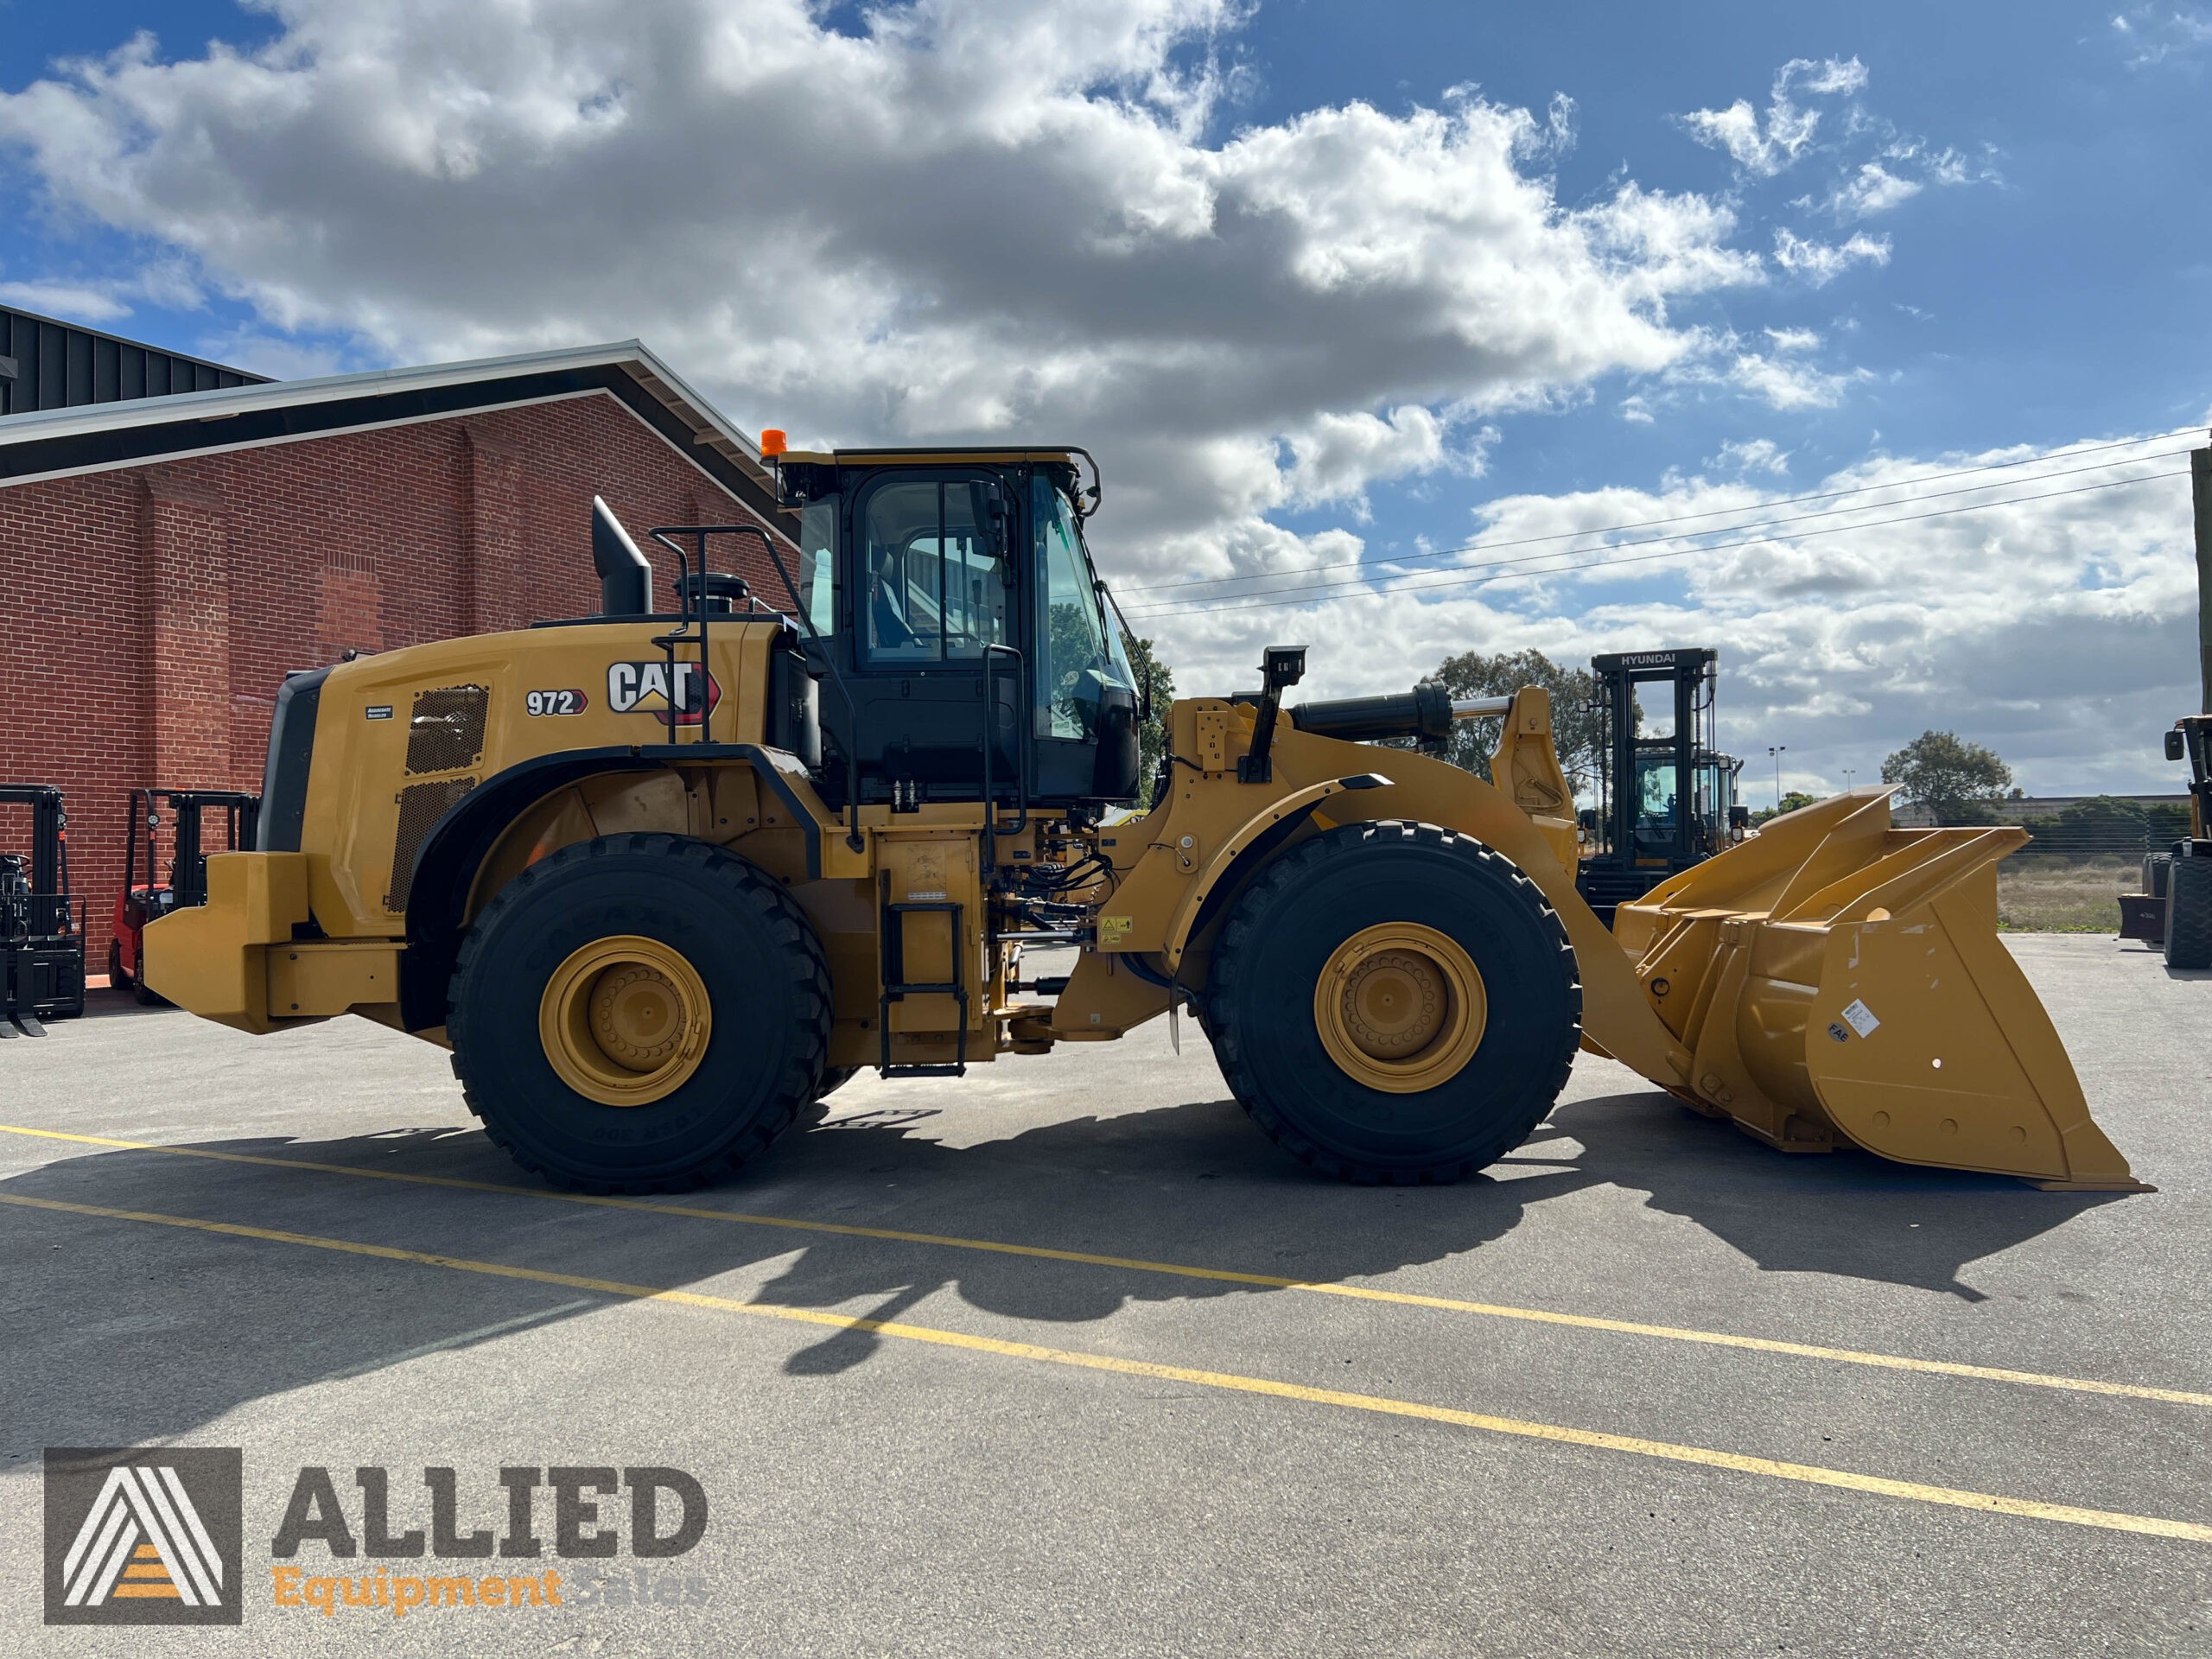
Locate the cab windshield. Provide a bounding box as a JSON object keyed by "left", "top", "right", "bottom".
{"left": 1034, "top": 475, "right": 1135, "bottom": 739}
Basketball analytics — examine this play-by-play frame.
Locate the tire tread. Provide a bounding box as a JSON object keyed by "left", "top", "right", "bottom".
{"left": 1207, "top": 819, "right": 1581, "bottom": 1185}
{"left": 2166, "top": 855, "right": 2212, "bottom": 971}
{"left": 448, "top": 832, "right": 832, "bottom": 1192}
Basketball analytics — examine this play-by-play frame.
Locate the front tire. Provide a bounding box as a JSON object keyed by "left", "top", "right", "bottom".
{"left": 1206, "top": 819, "right": 1582, "bottom": 1184}
{"left": 448, "top": 834, "right": 831, "bottom": 1192}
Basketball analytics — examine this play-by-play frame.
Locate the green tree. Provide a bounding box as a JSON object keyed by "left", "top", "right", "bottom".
{"left": 1119, "top": 631, "right": 1178, "bottom": 784}
{"left": 1752, "top": 789, "right": 1821, "bottom": 826}
{"left": 1423, "top": 649, "right": 1604, "bottom": 792}
{"left": 1879, "top": 730, "right": 2013, "bottom": 823}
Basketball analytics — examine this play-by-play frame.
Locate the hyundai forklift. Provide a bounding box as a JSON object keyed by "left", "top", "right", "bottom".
{"left": 1576, "top": 648, "right": 1748, "bottom": 926}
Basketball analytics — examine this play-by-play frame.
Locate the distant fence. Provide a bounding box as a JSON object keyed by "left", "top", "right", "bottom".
{"left": 2005, "top": 801, "right": 2191, "bottom": 865}
{"left": 2012, "top": 824, "right": 2158, "bottom": 863}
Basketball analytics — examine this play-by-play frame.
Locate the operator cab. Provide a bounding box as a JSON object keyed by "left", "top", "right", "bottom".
{"left": 773, "top": 447, "right": 1142, "bottom": 814}
{"left": 1628, "top": 746, "right": 1742, "bottom": 862}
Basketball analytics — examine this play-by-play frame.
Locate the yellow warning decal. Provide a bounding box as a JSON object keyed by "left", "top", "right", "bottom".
{"left": 1097, "top": 916, "right": 1134, "bottom": 944}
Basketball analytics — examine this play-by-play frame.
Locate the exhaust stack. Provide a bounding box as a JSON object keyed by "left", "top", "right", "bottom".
{"left": 1289, "top": 684, "right": 1517, "bottom": 747}
{"left": 592, "top": 496, "right": 652, "bottom": 617}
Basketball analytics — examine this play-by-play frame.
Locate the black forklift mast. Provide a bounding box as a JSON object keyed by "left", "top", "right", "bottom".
{"left": 0, "top": 784, "right": 66, "bottom": 897}
{"left": 1599, "top": 648, "right": 1713, "bottom": 872}
{"left": 127, "top": 788, "right": 263, "bottom": 912}
{"left": 1578, "top": 648, "right": 1732, "bottom": 926}
{"left": 0, "top": 782, "right": 86, "bottom": 1033}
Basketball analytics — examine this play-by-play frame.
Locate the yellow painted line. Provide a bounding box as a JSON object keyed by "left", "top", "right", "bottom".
{"left": 4, "top": 1122, "right": 2209, "bottom": 1411}
{"left": 3, "top": 1188, "right": 2209, "bottom": 1548}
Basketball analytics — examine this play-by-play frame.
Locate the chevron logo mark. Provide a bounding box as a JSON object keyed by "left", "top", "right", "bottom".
{"left": 45, "top": 1448, "right": 243, "bottom": 1626}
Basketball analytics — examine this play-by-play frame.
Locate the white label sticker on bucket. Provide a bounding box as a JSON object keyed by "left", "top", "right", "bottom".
{"left": 1840, "top": 998, "right": 1880, "bottom": 1038}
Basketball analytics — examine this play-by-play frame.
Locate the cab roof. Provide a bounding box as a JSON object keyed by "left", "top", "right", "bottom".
{"left": 778, "top": 447, "right": 1084, "bottom": 468}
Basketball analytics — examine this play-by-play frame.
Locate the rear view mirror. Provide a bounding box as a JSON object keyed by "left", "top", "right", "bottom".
{"left": 2167, "top": 728, "right": 2187, "bottom": 763}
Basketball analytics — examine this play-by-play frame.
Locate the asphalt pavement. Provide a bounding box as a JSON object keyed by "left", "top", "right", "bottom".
{"left": 0, "top": 935, "right": 2207, "bottom": 1656}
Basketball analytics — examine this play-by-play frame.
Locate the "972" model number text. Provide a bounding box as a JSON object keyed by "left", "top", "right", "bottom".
{"left": 525, "top": 689, "right": 588, "bottom": 716}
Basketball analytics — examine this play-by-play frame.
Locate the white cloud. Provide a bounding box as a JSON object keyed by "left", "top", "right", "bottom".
{"left": 0, "top": 0, "right": 1763, "bottom": 598}
{"left": 1796, "top": 59, "right": 1872, "bottom": 97}
{"left": 1123, "top": 435, "right": 2196, "bottom": 795}
{"left": 10, "top": 9, "right": 2164, "bottom": 789}
{"left": 1826, "top": 161, "right": 1922, "bottom": 218}
{"left": 2113, "top": 5, "right": 2212, "bottom": 66}
{"left": 0, "top": 259, "right": 209, "bottom": 324}
{"left": 0, "top": 280, "right": 130, "bottom": 321}
{"left": 1676, "top": 56, "right": 1866, "bottom": 176}
{"left": 1284, "top": 405, "right": 1448, "bottom": 514}
{"left": 1771, "top": 227, "right": 1891, "bottom": 285}
{"left": 1709, "top": 437, "right": 1790, "bottom": 475}
{"left": 1727, "top": 350, "right": 1871, "bottom": 410}
{"left": 193, "top": 328, "right": 350, "bottom": 380}
{"left": 1685, "top": 57, "right": 1991, "bottom": 229}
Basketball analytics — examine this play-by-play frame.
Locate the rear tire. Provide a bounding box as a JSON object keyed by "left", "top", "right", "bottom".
{"left": 112, "top": 938, "right": 163, "bottom": 1005}
{"left": 2144, "top": 854, "right": 2171, "bottom": 902}
{"left": 817, "top": 1067, "right": 859, "bottom": 1100}
{"left": 2166, "top": 855, "right": 2212, "bottom": 970}
{"left": 448, "top": 834, "right": 830, "bottom": 1192}
{"left": 1206, "top": 819, "right": 1582, "bottom": 1184}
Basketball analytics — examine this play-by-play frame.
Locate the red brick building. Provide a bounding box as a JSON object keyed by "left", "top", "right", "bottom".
{"left": 0, "top": 337, "right": 791, "bottom": 972}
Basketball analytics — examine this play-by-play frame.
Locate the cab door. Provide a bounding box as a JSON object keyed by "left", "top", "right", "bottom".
{"left": 842, "top": 470, "right": 1020, "bottom": 803}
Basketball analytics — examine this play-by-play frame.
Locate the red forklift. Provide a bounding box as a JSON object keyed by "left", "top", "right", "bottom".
{"left": 111, "top": 788, "right": 261, "bottom": 1004}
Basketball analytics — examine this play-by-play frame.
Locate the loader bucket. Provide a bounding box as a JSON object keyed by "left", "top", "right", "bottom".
{"left": 1611, "top": 790, "right": 2145, "bottom": 1190}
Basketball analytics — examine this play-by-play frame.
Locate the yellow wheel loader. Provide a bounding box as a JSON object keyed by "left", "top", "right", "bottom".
{"left": 146, "top": 448, "right": 2145, "bottom": 1194}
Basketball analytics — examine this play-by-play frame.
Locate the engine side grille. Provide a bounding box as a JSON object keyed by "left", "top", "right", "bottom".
{"left": 385, "top": 778, "right": 477, "bottom": 913}
{"left": 404, "top": 686, "right": 488, "bottom": 775}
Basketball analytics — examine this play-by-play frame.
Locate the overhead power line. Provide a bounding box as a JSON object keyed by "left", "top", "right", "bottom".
{"left": 1120, "top": 427, "right": 2205, "bottom": 601}
{"left": 1121, "top": 468, "right": 2191, "bottom": 620}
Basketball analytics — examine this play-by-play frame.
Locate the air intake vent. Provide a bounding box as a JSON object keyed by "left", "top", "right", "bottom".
{"left": 404, "top": 686, "right": 488, "bottom": 775}
{"left": 385, "top": 779, "right": 476, "bottom": 912}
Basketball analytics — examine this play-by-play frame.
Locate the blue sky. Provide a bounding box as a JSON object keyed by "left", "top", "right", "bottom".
{"left": 1245, "top": 3, "right": 2210, "bottom": 485}
{"left": 3, "top": 1, "right": 2207, "bottom": 794}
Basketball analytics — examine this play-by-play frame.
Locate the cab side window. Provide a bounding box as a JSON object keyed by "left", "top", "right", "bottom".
{"left": 798, "top": 495, "right": 839, "bottom": 638}
{"left": 861, "top": 479, "right": 1008, "bottom": 665}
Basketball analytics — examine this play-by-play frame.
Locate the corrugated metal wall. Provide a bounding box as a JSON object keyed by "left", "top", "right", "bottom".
{"left": 0, "top": 305, "right": 269, "bottom": 417}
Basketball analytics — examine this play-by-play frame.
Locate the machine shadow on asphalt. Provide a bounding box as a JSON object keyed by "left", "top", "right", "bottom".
{"left": 1532, "top": 1096, "right": 2127, "bottom": 1301}
{"left": 0, "top": 1070, "right": 2133, "bottom": 1455}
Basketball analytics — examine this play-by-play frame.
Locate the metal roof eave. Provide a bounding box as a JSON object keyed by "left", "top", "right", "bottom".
{"left": 0, "top": 337, "right": 776, "bottom": 493}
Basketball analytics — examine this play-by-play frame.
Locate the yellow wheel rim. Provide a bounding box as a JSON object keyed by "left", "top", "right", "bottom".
{"left": 538, "top": 935, "right": 712, "bottom": 1107}
{"left": 1313, "top": 923, "right": 1487, "bottom": 1095}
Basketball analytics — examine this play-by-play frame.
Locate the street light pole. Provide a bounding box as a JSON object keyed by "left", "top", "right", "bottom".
{"left": 1843, "top": 766, "right": 1856, "bottom": 792}
{"left": 1768, "top": 745, "right": 1787, "bottom": 812}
